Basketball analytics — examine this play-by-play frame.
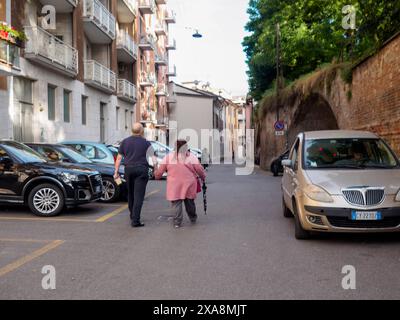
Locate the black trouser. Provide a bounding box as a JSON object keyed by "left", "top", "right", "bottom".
{"left": 125, "top": 165, "right": 149, "bottom": 225}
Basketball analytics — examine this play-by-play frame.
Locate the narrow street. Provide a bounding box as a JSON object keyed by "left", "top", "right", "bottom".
{"left": 1, "top": 165, "right": 400, "bottom": 300}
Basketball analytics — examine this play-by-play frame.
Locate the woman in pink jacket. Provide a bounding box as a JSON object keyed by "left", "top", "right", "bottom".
{"left": 155, "top": 140, "right": 206, "bottom": 228}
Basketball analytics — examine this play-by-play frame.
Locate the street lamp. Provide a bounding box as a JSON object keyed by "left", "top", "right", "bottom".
{"left": 184, "top": 27, "right": 203, "bottom": 39}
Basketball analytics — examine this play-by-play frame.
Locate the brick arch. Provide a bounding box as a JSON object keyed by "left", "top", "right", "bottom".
{"left": 287, "top": 93, "right": 339, "bottom": 145}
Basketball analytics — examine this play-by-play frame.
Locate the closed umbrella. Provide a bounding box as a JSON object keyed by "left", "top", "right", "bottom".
{"left": 202, "top": 181, "right": 207, "bottom": 215}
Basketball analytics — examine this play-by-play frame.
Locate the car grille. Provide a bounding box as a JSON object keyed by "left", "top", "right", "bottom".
{"left": 89, "top": 174, "right": 102, "bottom": 193}
{"left": 342, "top": 188, "right": 385, "bottom": 206}
{"left": 327, "top": 216, "right": 400, "bottom": 229}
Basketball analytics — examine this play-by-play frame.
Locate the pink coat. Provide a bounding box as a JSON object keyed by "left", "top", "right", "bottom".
{"left": 155, "top": 152, "right": 206, "bottom": 201}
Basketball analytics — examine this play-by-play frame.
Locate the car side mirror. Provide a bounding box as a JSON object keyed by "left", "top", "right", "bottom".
{"left": 281, "top": 159, "right": 293, "bottom": 168}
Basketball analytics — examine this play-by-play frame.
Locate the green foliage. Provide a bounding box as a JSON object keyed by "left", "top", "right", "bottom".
{"left": 243, "top": 0, "right": 400, "bottom": 101}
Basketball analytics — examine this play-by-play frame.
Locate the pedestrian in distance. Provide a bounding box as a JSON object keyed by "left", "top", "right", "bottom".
{"left": 114, "top": 123, "right": 157, "bottom": 228}
{"left": 155, "top": 139, "right": 206, "bottom": 229}
{"left": 201, "top": 147, "right": 210, "bottom": 170}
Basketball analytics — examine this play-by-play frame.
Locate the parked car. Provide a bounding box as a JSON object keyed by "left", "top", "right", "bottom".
{"left": 27, "top": 143, "right": 126, "bottom": 203}
{"left": 62, "top": 141, "right": 116, "bottom": 165}
{"left": 270, "top": 150, "right": 289, "bottom": 176}
{"left": 281, "top": 130, "right": 400, "bottom": 239}
{"left": 0, "top": 141, "right": 102, "bottom": 217}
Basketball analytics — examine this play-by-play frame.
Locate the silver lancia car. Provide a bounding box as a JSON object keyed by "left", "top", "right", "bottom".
{"left": 281, "top": 130, "right": 400, "bottom": 239}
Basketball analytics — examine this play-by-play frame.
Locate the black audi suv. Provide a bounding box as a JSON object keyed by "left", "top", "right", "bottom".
{"left": 0, "top": 141, "right": 103, "bottom": 216}
{"left": 27, "top": 143, "right": 126, "bottom": 203}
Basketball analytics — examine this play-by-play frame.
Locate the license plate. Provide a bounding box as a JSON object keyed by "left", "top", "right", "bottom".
{"left": 351, "top": 211, "right": 382, "bottom": 221}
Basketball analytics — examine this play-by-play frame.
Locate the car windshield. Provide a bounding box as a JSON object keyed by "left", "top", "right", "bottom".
{"left": 58, "top": 146, "right": 93, "bottom": 164}
{"left": 3, "top": 142, "right": 46, "bottom": 164}
{"left": 304, "top": 138, "right": 399, "bottom": 169}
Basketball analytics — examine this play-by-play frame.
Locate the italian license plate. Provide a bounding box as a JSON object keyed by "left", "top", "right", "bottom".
{"left": 351, "top": 211, "right": 382, "bottom": 221}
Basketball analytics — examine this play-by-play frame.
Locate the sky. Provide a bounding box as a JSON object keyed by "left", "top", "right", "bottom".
{"left": 167, "top": 0, "right": 250, "bottom": 97}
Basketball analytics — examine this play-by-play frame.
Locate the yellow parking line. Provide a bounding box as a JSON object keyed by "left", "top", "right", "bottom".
{"left": 95, "top": 189, "right": 160, "bottom": 223}
{"left": 95, "top": 204, "right": 129, "bottom": 223}
{"left": 0, "top": 240, "right": 65, "bottom": 278}
{"left": 0, "top": 238, "right": 52, "bottom": 243}
{"left": 0, "top": 216, "right": 94, "bottom": 223}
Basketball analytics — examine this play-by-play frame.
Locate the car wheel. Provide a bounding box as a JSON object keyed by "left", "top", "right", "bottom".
{"left": 100, "top": 177, "right": 120, "bottom": 203}
{"left": 28, "top": 184, "right": 64, "bottom": 217}
{"left": 292, "top": 200, "right": 311, "bottom": 240}
{"left": 282, "top": 197, "right": 293, "bottom": 218}
{"left": 272, "top": 163, "right": 279, "bottom": 176}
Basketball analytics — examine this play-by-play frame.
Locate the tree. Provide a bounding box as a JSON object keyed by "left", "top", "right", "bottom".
{"left": 243, "top": 0, "right": 400, "bottom": 101}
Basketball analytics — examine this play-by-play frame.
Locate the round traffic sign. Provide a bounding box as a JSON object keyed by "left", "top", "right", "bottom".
{"left": 274, "top": 121, "right": 285, "bottom": 131}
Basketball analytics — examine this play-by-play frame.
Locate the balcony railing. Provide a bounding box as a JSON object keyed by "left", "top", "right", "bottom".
{"left": 117, "top": 79, "right": 137, "bottom": 102}
{"left": 155, "top": 52, "right": 167, "bottom": 65}
{"left": 24, "top": 26, "right": 78, "bottom": 76}
{"left": 117, "top": 31, "right": 138, "bottom": 62}
{"left": 139, "top": 0, "right": 156, "bottom": 14}
{"left": 155, "top": 23, "right": 167, "bottom": 36}
{"left": 0, "top": 39, "right": 20, "bottom": 75}
{"left": 156, "top": 83, "right": 168, "bottom": 96}
{"left": 83, "top": 0, "right": 116, "bottom": 42}
{"left": 140, "top": 72, "right": 156, "bottom": 86}
{"left": 166, "top": 38, "right": 176, "bottom": 50}
{"left": 84, "top": 60, "right": 116, "bottom": 93}
{"left": 139, "top": 33, "right": 156, "bottom": 51}
{"left": 164, "top": 9, "right": 176, "bottom": 23}
{"left": 166, "top": 65, "right": 176, "bottom": 77}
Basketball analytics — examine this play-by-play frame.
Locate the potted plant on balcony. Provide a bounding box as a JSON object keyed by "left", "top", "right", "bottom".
{"left": 0, "top": 22, "right": 27, "bottom": 47}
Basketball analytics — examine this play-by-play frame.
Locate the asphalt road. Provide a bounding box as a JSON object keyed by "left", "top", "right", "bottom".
{"left": 1, "top": 165, "right": 400, "bottom": 300}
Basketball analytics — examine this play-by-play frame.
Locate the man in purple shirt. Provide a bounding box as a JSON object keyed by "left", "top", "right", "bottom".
{"left": 114, "top": 123, "right": 156, "bottom": 228}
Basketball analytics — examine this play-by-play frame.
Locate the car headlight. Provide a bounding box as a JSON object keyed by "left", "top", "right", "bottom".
{"left": 59, "top": 172, "right": 80, "bottom": 183}
{"left": 304, "top": 184, "right": 333, "bottom": 203}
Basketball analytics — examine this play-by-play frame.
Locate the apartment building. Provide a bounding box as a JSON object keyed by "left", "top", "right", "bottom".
{"left": 0, "top": 0, "right": 176, "bottom": 144}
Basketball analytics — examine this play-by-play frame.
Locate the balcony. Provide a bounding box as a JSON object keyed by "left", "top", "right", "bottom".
{"left": 166, "top": 65, "right": 176, "bottom": 77}
{"left": 117, "top": 0, "right": 136, "bottom": 23}
{"left": 166, "top": 94, "right": 177, "bottom": 104}
{"left": 139, "top": 72, "right": 156, "bottom": 87}
{"left": 164, "top": 9, "right": 176, "bottom": 24}
{"left": 0, "top": 39, "right": 21, "bottom": 76}
{"left": 24, "top": 26, "right": 78, "bottom": 77}
{"left": 84, "top": 60, "right": 116, "bottom": 94}
{"left": 155, "top": 23, "right": 167, "bottom": 37}
{"left": 155, "top": 83, "right": 168, "bottom": 96}
{"left": 138, "top": 0, "right": 156, "bottom": 15}
{"left": 155, "top": 52, "right": 167, "bottom": 66}
{"left": 117, "top": 31, "right": 138, "bottom": 63}
{"left": 166, "top": 38, "right": 176, "bottom": 50}
{"left": 83, "top": 0, "right": 116, "bottom": 44}
{"left": 39, "top": 0, "right": 77, "bottom": 12}
{"left": 139, "top": 33, "right": 156, "bottom": 51}
{"left": 117, "top": 79, "right": 137, "bottom": 103}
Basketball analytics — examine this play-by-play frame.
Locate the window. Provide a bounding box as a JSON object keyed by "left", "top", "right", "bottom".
{"left": 116, "top": 107, "right": 120, "bottom": 130}
{"left": 82, "top": 96, "right": 87, "bottom": 125}
{"left": 48, "top": 85, "right": 56, "bottom": 121}
{"left": 63, "top": 90, "right": 71, "bottom": 123}
{"left": 290, "top": 139, "right": 300, "bottom": 171}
